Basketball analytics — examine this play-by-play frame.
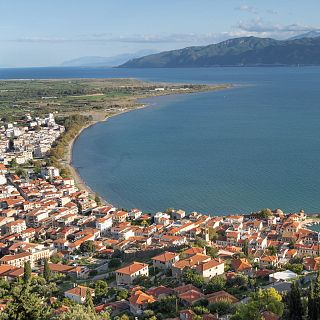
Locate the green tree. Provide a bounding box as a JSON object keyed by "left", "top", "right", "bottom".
{"left": 94, "top": 280, "right": 108, "bottom": 303}
{"left": 227, "top": 274, "right": 248, "bottom": 289}
{"left": 23, "top": 261, "right": 32, "bottom": 284}
{"left": 285, "top": 263, "right": 303, "bottom": 275}
{"left": 287, "top": 281, "right": 304, "bottom": 320}
{"left": 116, "top": 289, "right": 128, "bottom": 301}
{"left": 57, "top": 304, "right": 95, "bottom": 320}
{"left": 206, "top": 246, "right": 219, "bottom": 258}
{"left": 256, "top": 208, "right": 273, "bottom": 219}
{"left": 313, "top": 271, "right": 320, "bottom": 316}
{"left": 141, "top": 220, "right": 149, "bottom": 228}
{"left": 243, "top": 239, "right": 249, "bottom": 256}
{"left": 208, "top": 227, "right": 218, "bottom": 241}
{"left": 231, "top": 288, "right": 284, "bottom": 320}
{"left": 80, "top": 240, "right": 96, "bottom": 254}
{"left": 209, "top": 301, "right": 232, "bottom": 316}
{"left": 149, "top": 296, "right": 178, "bottom": 316}
{"left": 204, "top": 275, "right": 226, "bottom": 293}
{"left": 94, "top": 194, "right": 102, "bottom": 206}
{"left": 132, "top": 275, "right": 153, "bottom": 288}
{"left": 267, "top": 246, "right": 277, "bottom": 256}
{"left": 50, "top": 253, "right": 62, "bottom": 264}
{"left": 193, "top": 237, "right": 207, "bottom": 248}
{"left": 308, "top": 282, "right": 317, "bottom": 320}
{"left": 85, "top": 289, "right": 97, "bottom": 319}
{"left": 43, "top": 258, "right": 51, "bottom": 282}
{"left": 108, "top": 258, "right": 121, "bottom": 269}
{"left": 182, "top": 269, "right": 205, "bottom": 288}
{"left": 0, "top": 285, "right": 51, "bottom": 320}
{"left": 230, "top": 302, "right": 261, "bottom": 320}
{"left": 193, "top": 305, "right": 209, "bottom": 315}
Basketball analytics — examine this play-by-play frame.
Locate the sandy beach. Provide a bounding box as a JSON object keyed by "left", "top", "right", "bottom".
{"left": 62, "top": 104, "right": 150, "bottom": 206}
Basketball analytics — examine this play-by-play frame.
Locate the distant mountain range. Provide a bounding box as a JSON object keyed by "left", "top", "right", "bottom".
{"left": 119, "top": 35, "right": 320, "bottom": 68}
{"left": 62, "top": 50, "right": 157, "bottom": 67}
{"left": 288, "top": 30, "right": 320, "bottom": 40}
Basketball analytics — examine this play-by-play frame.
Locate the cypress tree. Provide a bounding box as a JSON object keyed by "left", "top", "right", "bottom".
{"left": 314, "top": 270, "right": 320, "bottom": 298}
{"left": 287, "top": 281, "right": 304, "bottom": 320}
{"left": 314, "top": 271, "right": 320, "bottom": 318}
{"left": 85, "top": 289, "right": 96, "bottom": 319}
{"left": 23, "top": 261, "right": 32, "bottom": 284}
{"left": 308, "top": 282, "right": 317, "bottom": 320}
{"left": 243, "top": 239, "right": 249, "bottom": 256}
{"left": 43, "top": 258, "right": 51, "bottom": 282}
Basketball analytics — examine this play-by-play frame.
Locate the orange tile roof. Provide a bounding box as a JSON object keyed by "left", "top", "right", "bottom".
{"left": 152, "top": 251, "right": 178, "bottom": 262}
{"left": 196, "top": 259, "right": 224, "bottom": 272}
{"left": 65, "top": 285, "right": 94, "bottom": 299}
{"left": 128, "top": 290, "right": 156, "bottom": 306}
{"left": 231, "top": 258, "right": 252, "bottom": 272}
{"left": 178, "top": 290, "right": 204, "bottom": 304}
{"left": 116, "top": 262, "right": 148, "bottom": 275}
{"left": 173, "top": 253, "right": 210, "bottom": 270}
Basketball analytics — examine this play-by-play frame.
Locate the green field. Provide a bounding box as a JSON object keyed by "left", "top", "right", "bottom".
{"left": 0, "top": 78, "right": 229, "bottom": 121}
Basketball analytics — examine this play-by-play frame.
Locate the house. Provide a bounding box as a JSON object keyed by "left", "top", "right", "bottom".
{"left": 0, "top": 252, "right": 33, "bottom": 268}
{"left": 146, "top": 286, "right": 174, "bottom": 300}
{"left": 172, "top": 209, "right": 186, "bottom": 220}
{"left": 3, "top": 219, "right": 26, "bottom": 234}
{"left": 116, "top": 262, "right": 149, "bottom": 286}
{"left": 128, "top": 290, "right": 156, "bottom": 315}
{"left": 303, "top": 257, "right": 320, "bottom": 271}
{"left": 64, "top": 285, "right": 94, "bottom": 304}
{"left": 174, "top": 284, "right": 200, "bottom": 295}
{"left": 195, "top": 258, "right": 224, "bottom": 280}
{"left": 260, "top": 255, "right": 278, "bottom": 269}
{"left": 151, "top": 251, "right": 179, "bottom": 270}
{"left": 182, "top": 247, "right": 205, "bottom": 258}
{"left": 43, "top": 263, "right": 88, "bottom": 279}
{"left": 231, "top": 258, "right": 252, "bottom": 275}
{"left": 95, "top": 216, "right": 113, "bottom": 236}
{"left": 178, "top": 290, "right": 204, "bottom": 306}
{"left": 112, "top": 211, "right": 128, "bottom": 223}
{"left": 128, "top": 209, "right": 142, "bottom": 220}
{"left": 172, "top": 253, "right": 211, "bottom": 277}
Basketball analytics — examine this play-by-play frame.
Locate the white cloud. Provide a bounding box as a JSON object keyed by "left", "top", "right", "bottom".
{"left": 235, "top": 5, "right": 258, "bottom": 14}
{"left": 234, "top": 18, "right": 318, "bottom": 39}
{"left": 12, "top": 33, "right": 226, "bottom": 45}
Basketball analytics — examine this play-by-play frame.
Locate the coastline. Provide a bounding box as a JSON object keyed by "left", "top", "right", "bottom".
{"left": 64, "top": 85, "right": 232, "bottom": 207}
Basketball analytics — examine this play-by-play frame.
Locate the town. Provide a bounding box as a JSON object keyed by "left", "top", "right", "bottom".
{"left": 0, "top": 114, "right": 319, "bottom": 320}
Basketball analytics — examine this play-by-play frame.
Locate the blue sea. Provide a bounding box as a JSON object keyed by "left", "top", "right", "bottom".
{"left": 2, "top": 66, "right": 320, "bottom": 214}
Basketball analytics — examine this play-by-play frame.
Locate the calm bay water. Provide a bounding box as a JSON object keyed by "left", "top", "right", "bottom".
{"left": 2, "top": 66, "right": 320, "bottom": 214}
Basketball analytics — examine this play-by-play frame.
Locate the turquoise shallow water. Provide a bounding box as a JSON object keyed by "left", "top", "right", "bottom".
{"left": 2, "top": 66, "right": 319, "bottom": 214}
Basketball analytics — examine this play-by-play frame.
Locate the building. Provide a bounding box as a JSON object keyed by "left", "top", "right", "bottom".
{"left": 64, "top": 285, "right": 94, "bottom": 304}
{"left": 152, "top": 251, "right": 180, "bottom": 270}
{"left": 116, "top": 262, "right": 149, "bottom": 286}
{"left": 128, "top": 290, "right": 156, "bottom": 315}
{"left": 195, "top": 259, "right": 224, "bottom": 280}
{"left": 95, "top": 216, "right": 113, "bottom": 236}
{"left": 3, "top": 219, "right": 26, "bottom": 234}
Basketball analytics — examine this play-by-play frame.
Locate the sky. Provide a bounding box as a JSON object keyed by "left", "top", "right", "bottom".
{"left": 0, "top": 0, "right": 319, "bottom": 67}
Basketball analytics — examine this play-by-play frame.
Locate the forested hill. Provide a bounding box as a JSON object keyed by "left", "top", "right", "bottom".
{"left": 119, "top": 36, "right": 320, "bottom": 68}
